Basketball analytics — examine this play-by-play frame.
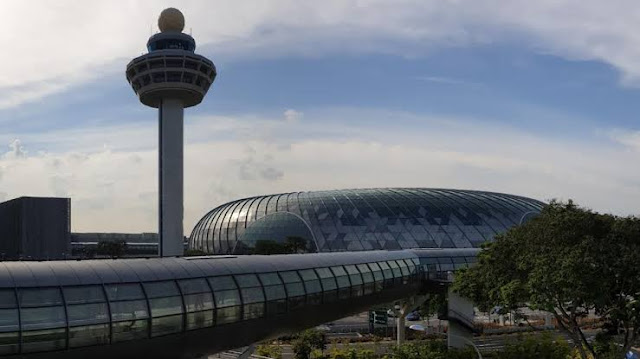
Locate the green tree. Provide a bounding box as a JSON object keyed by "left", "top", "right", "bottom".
{"left": 96, "top": 240, "right": 127, "bottom": 258}
{"left": 256, "top": 344, "right": 283, "bottom": 359}
{"left": 386, "top": 340, "right": 476, "bottom": 359}
{"left": 453, "top": 200, "right": 640, "bottom": 359}
{"left": 253, "top": 240, "right": 289, "bottom": 255}
{"left": 284, "top": 236, "right": 309, "bottom": 253}
{"left": 418, "top": 292, "right": 448, "bottom": 320}
{"left": 494, "top": 333, "right": 571, "bottom": 359}
{"left": 292, "top": 329, "right": 326, "bottom": 359}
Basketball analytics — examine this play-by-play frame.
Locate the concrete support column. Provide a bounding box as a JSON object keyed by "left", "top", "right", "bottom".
{"left": 159, "top": 98, "right": 184, "bottom": 257}
{"left": 396, "top": 311, "right": 406, "bottom": 346}
{"left": 447, "top": 286, "right": 475, "bottom": 349}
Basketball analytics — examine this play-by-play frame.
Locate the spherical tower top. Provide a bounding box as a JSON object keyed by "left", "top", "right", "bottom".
{"left": 158, "top": 8, "right": 185, "bottom": 33}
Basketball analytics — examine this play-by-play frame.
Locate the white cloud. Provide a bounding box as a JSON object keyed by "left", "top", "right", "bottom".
{"left": 0, "top": 108, "right": 637, "bottom": 233}
{"left": 610, "top": 129, "right": 640, "bottom": 152}
{"left": 283, "top": 109, "right": 303, "bottom": 124}
{"left": 3, "top": 1, "right": 640, "bottom": 107}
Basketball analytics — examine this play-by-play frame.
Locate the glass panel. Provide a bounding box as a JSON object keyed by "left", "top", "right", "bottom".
{"left": 315, "top": 268, "right": 334, "bottom": 279}
{"left": 235, "top": 274, "right": 260, "bottom": 288}
{"left": 105, "top": 284, "right": 145, "bottom": 301}
{"left": 330, "top": 266, "right": 351, "bottom": 288}
{"left": 64, "top": 286, "right": 105, "bottom": 305}
{"left": 69, "top": 324, "right": 109, "bottom": 348}
{"left": 112, "top": 320, "right": 148, "bottom": 342}
{"left": 378, "top": 261, "right": 393, "bottom": 279}
{"left": 186, "top": 310, "right": 214, "bottom": 330}
{"left": 216, "top": 306, "right": 241, "bottom": 324}
{"left": 258, "top": 273, "right": 282, "bottom": 286}
{"left": 302, "top": 279, "right": 322, "bottom": 294}
{"left": 396, "top": 260, "right": 410, "bottom": 277}
{"left": 0, "top": 308, "right": 17, "bottom": 338}
{"left": 243, "top": 303, "right": 264, "bottom": 320}
{"left": 21, "top": 307, "right": 66, "bottom": 330}
{"left": 208, "top": 276, "right": 237, "bottom": 290}
{"left": 285, "top": 282, "right": 305, "bottom": 297}
{"left": 263, "top": 285, "right": 286, "bottom": 301}
{"left": 183, "top": 292, "right": 214, "bottom": 312}
{"left": 387, "top": 261, "right": 402, "bottom": 278}
{"left": 149, "top": 296, "right": 183, "bottom": 317}
{"left": 110, "top": 300, "right": 149, "bottom": 321}
{"left": 144, "top": 281, "right": 180, "bottom": 298}
{"left": 152, "top": 315, "right": 183, "bottom": 337}
{"left": 298, "top": 269, "right": 318, "bottom": 281}
{"left": 319, "top": 276, "right": 337, "bottom": 291}
{"left": 214, "top": 289, "right": 240, "bottom": 308}
{"left": 241, "top": 288, "right": 264, "bottom": 304}
{"left": 279, "top": 271, "right": 301, "bottom": 283}
{"left": 22, "top": 328, "right": 65, "bottom": 353}
{"left": 19, "top": 288, "right": 62, "bottom": 307}
{"left": 0, "top": 290, "right": 15, "bottom": 309}
{"left": 356, "top": 264, "right": 374, "bottom": 283}
{"left": 368, "top": 263, "right": 384, "bottom": 282}
{"left": 67, "top": 303, "right": 109, "bottom": 326}
{"left": 344, "top": 265, "right": 363, "bottom": 285}
{"left": 330, "top": 266, "right": 347, "bottom": 276}
{"left": 178, "top": 278, "right": 211, "bottom": 294}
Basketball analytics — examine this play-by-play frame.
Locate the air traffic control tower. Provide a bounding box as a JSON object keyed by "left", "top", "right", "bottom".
{"left": 126, "top": 8, "right": 216, "bottom": 256}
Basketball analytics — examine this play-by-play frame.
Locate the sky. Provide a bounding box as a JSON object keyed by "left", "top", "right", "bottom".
{"left": 0, "top": 0, "right": 639, "bottom": 233}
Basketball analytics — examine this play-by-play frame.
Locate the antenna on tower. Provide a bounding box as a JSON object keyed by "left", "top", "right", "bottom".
{"left": 189, "top": 27, "right": 192, "bottom": 36}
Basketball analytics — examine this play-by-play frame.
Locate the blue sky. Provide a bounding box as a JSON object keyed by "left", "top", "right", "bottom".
{"left": 0, "top": 1, "right": 639, "bottom": 232}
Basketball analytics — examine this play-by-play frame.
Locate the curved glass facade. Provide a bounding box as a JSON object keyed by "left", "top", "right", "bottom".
{"left": 189, "top": 188, "right": 544, "bottom": 254}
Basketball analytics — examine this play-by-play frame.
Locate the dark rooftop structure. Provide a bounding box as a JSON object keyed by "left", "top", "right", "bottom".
{"left": 0, "top": 197, "right": 70, "bottom": 260}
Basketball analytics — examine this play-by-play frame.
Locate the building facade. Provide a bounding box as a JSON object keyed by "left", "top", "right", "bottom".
{"left": 189, "top": 188, "right": 544, "bottom": 255}
{"left": 0, "top": 197, "right": 71, "bottom": 259}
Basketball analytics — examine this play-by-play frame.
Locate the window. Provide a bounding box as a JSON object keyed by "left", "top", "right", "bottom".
{"left": 367, "top": 262, "right": 384, "bottom": 292}
{"left": 144, "top": 281, "right": 184, "bottom": 337}
{"left": 315, "top": 268, "right": 337, "bottom": 303}
{"left": 0, "top": 290, "right": 17, "bottom": 355}
{"left": 279, "top": 271, "right": 305, "bottom": 310}
{"left": 105, "top": 284, "right": 149, "bottom": 343}
{"left": 356, "top": 264, "right": 375, "bottom": 295}
{"left": 378, "top": 261, "right": 393, "bottom": 284}
{"left": 344, "top": 265, "right": 363, "bottom": 297}
{"left": 178, "top": 278, "right": 214, "bottom": 330}
{"left": 19, "top": 288, "right": 66, "bottom": 353}
{"left": 258, "top": 273, "right": 286, "bottom": 316}
{"left": 298, "top": 269, "right": 322, "bottom": 305}
{"left": 208, "top": 276, "right": 241, "bottom": 325}
{"left": 330, "top": 266, "right": 351, "bottom": 300}
{"left": 234, "top": 274, "right": 265, "bottom": 320}
{"left": 64, "top": 286, "right": 109, "bottom": 348}
{"left": 387, "top": 260, "right": 403, "bottom": 282}
{"left": 404, "top": 259, "right": 418, "bottom": 277}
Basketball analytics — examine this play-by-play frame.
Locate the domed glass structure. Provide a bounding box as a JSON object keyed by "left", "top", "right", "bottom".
{"left": 189, "top": 188, "right": 544, "bottom": 254}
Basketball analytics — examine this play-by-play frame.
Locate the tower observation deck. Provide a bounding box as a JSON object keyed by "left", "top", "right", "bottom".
{"left": 126, "top": 8, "right": 216, "bottom": 257}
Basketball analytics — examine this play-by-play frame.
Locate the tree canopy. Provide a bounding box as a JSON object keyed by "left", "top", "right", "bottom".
{"left": 453, "top": 200, "right": 640, "bottom": 359}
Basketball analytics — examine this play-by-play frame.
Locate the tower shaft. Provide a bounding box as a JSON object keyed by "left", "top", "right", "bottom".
{"left": 159, "top": 98, "right": 184, "bottom": 256}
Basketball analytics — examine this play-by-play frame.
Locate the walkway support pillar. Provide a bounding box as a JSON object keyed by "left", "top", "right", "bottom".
{"left": 447, "top": 286, "right": 475, "bottom": 349}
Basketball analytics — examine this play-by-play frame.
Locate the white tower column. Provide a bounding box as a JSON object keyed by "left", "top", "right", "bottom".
{"left": 159, "top": 98, "right": 184, "bottom": 257}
